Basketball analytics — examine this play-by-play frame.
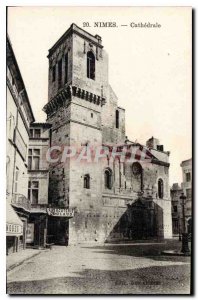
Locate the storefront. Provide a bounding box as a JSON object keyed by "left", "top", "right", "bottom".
{"left": 27, "top": 212, "right": 48, "bottom": 248}
{"left": 47, "top": 208, "right": 74, "bottom": 245}
{"left": 6, "top": 203, "right": 23, "bottom": 255}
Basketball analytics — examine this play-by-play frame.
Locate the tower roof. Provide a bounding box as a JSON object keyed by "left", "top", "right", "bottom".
{"left": 47, "top": 23, "right": 103, "bottom": 58}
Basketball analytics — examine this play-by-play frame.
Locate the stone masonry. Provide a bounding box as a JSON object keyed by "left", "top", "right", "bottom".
{"left": 43, "top": 24, "right": 172, "bottom": 244}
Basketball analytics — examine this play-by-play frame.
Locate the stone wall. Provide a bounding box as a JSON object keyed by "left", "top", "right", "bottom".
{"left": 45, "top": 24, "right": 172, "bottom": 244}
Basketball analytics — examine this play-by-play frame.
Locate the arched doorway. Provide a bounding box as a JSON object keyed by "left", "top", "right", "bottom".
{"left": 130, "top": 200, "right": 157, "bottom": 240}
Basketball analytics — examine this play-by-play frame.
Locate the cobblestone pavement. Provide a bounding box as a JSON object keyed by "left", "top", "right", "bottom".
{"left": 7, "top": 240, "right": 191, "bottom": 295}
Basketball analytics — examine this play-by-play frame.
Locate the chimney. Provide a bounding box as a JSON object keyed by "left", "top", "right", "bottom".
{"left": 146, "top": 137, "right": 160, "bottom": 150}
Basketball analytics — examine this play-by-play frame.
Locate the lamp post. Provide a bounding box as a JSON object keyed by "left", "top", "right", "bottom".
{"left": 180, "top": 193, "right": 190, "bottom": 255}
{"left": 178, "top": 216, "right": 182, "bottom": 241}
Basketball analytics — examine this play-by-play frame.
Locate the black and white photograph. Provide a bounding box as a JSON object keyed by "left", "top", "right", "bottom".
{"left": 5, "top": 6, "right": 192, "bottom": 295}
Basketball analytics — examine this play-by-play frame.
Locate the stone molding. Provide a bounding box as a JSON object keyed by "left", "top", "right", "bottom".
{"left": 43, "top": 85, "right": 106, "bottom": 117}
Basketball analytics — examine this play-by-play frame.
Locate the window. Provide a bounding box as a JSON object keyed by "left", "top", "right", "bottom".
{"left": 65, "top": 53, "right": 68, "bottom": 83}
{"left": 87, "top": 51, "right": 95, "bottom": 80}
{"left": 116, "top": 110, "right": 119, "bottom": 129}
{"left": 11, "top": 75, "right": 15, "bottom": 86}
{"left": 30, "top": 129, "right": 33, "bottom": 138}
{"left": 173, "top": 220, "right": 178, "bottom": 233}
{"left": 30, "top": 129, "right": 41, "bottom": 138}
{"left": 28, "top": 181, "right": 39, "bottom": 204}
{"left": 14, "top": 167, "right": 19, "bottom": 193}
{"left": 158, "top": 179, "right": 164, "bottom": 199}
{"left": 132, "top": 162, "right": 142, "bottom": 176}
{"left": 186, "top": 188, "right": 192, "bottom": 199}
{"left": 173, "top": 205, "right": 177, "bottom": 212}
{"left": 34, "top": 129, "right": 41, "bottom": 138}
{"left": 6, "top": 156, "right": 10, "bottom": 191}
{"left": 84, "top": 174, "right": 90, "bottom": 189}
{"left": 132, "top": 162, "right": 143, "bottom": 191}
{"left": 104, "top": 168, "right": 112, "bottom": 189}
{"left": 58, "top": 59, "right": 62, "bottom": 88}
{"left": 52, "top": 65, "right": 56, "bottom": 82}
{"left": 28, "top": 149, "right": 40, "bottom": 170}
{"left": 186, "top": 172, "right": 191, "bottom": 182}
{"left": 157, "top": 145, "right": 164, "bottom": 151}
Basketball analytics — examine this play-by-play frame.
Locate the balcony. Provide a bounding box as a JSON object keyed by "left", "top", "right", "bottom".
{"left": 11, "top": 194, "right": 48, "bottom": 214}
{"left": 11, "top": 193, "right": 31, "bottom": 211}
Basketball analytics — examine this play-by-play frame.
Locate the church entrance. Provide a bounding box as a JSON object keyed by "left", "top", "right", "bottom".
{"left": 130, "top": 199, "right": 157, "bottom": 240}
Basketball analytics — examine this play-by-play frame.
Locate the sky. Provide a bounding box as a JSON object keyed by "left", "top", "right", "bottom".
{"left": 7, "top": 6, "right": 192, "bottom": 185}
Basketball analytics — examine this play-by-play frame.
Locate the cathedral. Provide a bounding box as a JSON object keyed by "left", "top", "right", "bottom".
{"left": 43, "top": 23, "right": 172, "bottom": 245}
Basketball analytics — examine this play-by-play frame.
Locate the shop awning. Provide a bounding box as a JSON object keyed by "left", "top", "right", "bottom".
{"left": 6, "top": 203, "right": 23, "bottom": 236}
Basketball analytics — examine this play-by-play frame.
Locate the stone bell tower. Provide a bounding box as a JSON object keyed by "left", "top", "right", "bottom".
{"left": 43, "top": 24, "right": 112, "bottom": 244}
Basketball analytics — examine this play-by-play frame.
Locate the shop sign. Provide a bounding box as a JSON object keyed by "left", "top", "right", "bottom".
{"left": 46, "top": 208, "right": 74, "bottom": 217}
{"left": 6, "top": 223, "right": 23, "bottom": 235}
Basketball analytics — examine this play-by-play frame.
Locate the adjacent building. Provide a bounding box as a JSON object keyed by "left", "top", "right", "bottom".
{"left": 6, "top": 37, "right": 51, "bottom": 254}
{"left": 6, "top": 36, "right": 35, "bottom": 253}
{"left": 171, "top": 158, "right": 192, "bottom": 236}
{"left": 181, "top": 158, "right": 192, "bottom": 233}
{"left": 27, "top": 123, "right": 51, "bottom": 247}
{"left": 170, "top": 183, "right": 183, "bottom": 236}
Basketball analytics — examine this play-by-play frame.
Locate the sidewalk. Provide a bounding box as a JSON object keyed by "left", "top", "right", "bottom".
{"left": 7, "top": 249, "right": 44, "bottom": 272}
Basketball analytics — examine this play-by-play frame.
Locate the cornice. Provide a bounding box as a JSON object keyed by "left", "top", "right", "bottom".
{"left": 43, "top": 85, "right": 106, "bottom": 117}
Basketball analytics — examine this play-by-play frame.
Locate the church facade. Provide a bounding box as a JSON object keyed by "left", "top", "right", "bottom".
{"left": 43, "top": 24, "right": 172, "bottom": 244}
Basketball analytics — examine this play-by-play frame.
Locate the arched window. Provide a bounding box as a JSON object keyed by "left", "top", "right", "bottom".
{"left": 84, "top": 174, "right": 90, "bottom": 189}
{"left": 158, "top": 179, "right": 164, "bottom": 199}
{"left": 58, "top": 59, "right": 62, "bottom": 88}
{"left": 116, "top": 110, "right": 119, "bottom": 129}
{"left": 132, "top": 162, "right": 142, "bottom": 176}
{"left": 104, "top": 168, "right": 112, "bottom": 189}
{"left": 65, "top": 53, "right": 68, "bottom": 84}
{"left": 132, "top": 162, "right": 143, "bottom": 191}
{"left": 87, "top": 51, "right": 95, "bottom": 80}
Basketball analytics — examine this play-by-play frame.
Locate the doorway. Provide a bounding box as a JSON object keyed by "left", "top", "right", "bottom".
{"left": 47, "top": 217, "right": 69, "bottom": 245}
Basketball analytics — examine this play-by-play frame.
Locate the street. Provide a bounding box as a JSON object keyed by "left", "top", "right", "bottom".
{"left": 7, "top": 240, "right": 191, "bottom": 294}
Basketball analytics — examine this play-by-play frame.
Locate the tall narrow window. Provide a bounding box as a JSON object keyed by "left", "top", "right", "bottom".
{"left": 52, "top": 65, "right": 56, "bottom": 82}
{"left": 6, "top": 156, "right": 10, "bottom": 192}
{"left": 11, "top": 74, "right": 15, "bottom": 86}
{"left": 116, "top": 110, "right": 119, "bottom": 129}
{"left": 14, "top": 167, "right": 19, "bottom": 193}
{"left": 186, "top": 188, "right": 191, "bottom": 198}
{"left": 87, "top": 51, "right": 95, "bottom": 80}
{"left": 28, "top": 149, "right": 40, "bottom": 170}
{"left": 158, "top": 179, "right": 164, "bottom": 199}
{"left": 30, "top": 129, "right": 34, "bottom": 138}
{"left": 132, "top": 162, "right": 143, "bottom": 191}
{"left": 65, "top": 53, "right": 68, "bottom": 84}
{"left": 186, "top": 172, "right": 191, "bottom": 182}
{"left": 104, "top": 168, "right": 112, "bottom": 189}
{"left": 84, "top": 174, "right": 90, "bottom": 189}
{"left": 58, "top": 59, "right": 62, "bottom": 88}
{"left": 28, "top": 181, "right": 39, "bottom": 204}
{"left": 34, "top": 129, "right": 41, "bottom": 138}
{"left": 173, "top": 206, "right": 177, "bottom": 212}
